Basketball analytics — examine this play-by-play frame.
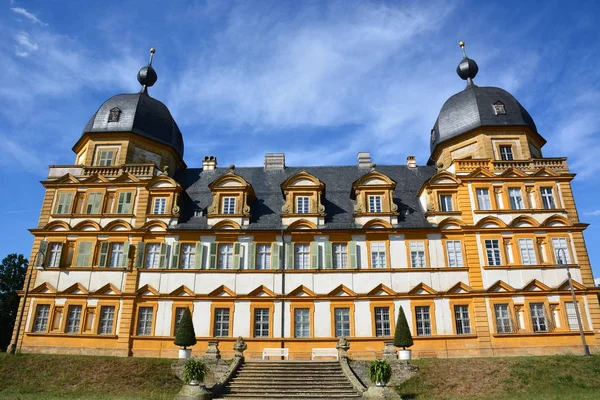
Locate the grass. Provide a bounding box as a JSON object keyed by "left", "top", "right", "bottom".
{"left": 397, "top": 354, "right": 600, "bottom": 400}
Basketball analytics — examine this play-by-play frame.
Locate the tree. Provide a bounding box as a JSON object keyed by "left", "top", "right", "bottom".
{"left": 0, "top": 254, "right": 28, "bottom": 351}
{"left": 394, "top": 306, "right": 413, "bottom": 350}
{"left": 174, "top": 308, "right": 197, "bottom": 349}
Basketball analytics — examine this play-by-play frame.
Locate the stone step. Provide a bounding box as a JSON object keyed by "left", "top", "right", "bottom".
{"left": 224, "top": 389, "right": 361, "bottom": 395}
{"left": 230, "top": 377, "right": 350, "bottom": 383}
{"left": 234, "top": 370, "right": 345, "bottom": 375}
{"left": 218, "top": 396, "right": 361, "bottom": 399}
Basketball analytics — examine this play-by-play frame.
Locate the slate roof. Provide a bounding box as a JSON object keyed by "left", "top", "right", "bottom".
{"left": 172, "top": 165, "right": 437, "bottom": 231}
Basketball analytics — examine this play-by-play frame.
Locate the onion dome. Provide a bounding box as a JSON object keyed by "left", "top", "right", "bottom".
{"left": 78, "top": 48, "right": 184, "bottom": 158}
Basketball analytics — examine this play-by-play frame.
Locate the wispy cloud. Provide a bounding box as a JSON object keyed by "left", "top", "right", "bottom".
{"left": 584, "top": 210, "right": 600, "bottom": 217}
{"left": 14, "top": 31, "right": 38, "bottom": 57}
{"left": 10, "top": 7, "right": 48, "bottom": 26}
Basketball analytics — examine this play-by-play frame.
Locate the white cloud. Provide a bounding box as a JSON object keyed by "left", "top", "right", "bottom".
{"left": 10, "top": 7, "right": 48, "bottom": 26}
{"left": 14, "top": 31, "right": 38, "bottom": 57}
{"left": 584, "top": 210, "right": 600, "bottom": 217}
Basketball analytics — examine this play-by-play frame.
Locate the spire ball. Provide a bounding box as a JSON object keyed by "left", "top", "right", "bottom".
{"left": 456, "top": 41, "right": 478, "bottom": 83}
{"left": 137, "top": 48, "right": 158, "bottom": 90}
{"left": 459, "top": 41, "right": 465, "bottom": 48}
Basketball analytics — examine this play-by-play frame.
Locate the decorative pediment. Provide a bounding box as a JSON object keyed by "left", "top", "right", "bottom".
{"left": 280, "top": 171, "right": 325, "bottom": 215}
{"left": 102, "top": 220, "right": 133, "bottom": 232}
{"left": 509, "top": 216, "right": 539, "bottom": 228}
{"left": 532, "top": 167, "right": 558, "bottom": 177}
{"left": 136, "top": 284, "right": 159, "bottom": 296}
{"left": 557, "top": 279, "right": 586, "bottom": 291}
{"left": 112, "top": 172, "right": 140, "bottom": 183}
{"left": 446, "top": 282, "right": 473, "bottom": 294}
{"left": 53, "top": 174, "right": 81, "bottom": 184}
{"left": 467, "top": 167, "right": 496, "bottom": 178}
{"left": 352, "top": 171, "right": 397, "bottom": 215}
{"left": 247, "top": 285, "right": 277, "bottom": 297}
{"left": 72, "top": 220, "right": 101, "bottom": 231}
{"left": 281, "top": 171, "right": 324, "bottom": 189}
{"left": 367, "top": 284, "right": 396, "bottom": 296}
{"left": 208, "top": 285, "right": 236, "bottom": 297}
{"left": 500, "top": 168, "right": 528, "bottom": 178}
{"left": 42, "top": 221, "right": 71, "bottom": 231}
{"left": 408, "top": 282, "right": 437, "bottom": 295}
{"left": 169, "top": 285, "right": 195, "bottom": 297}
{"left": 80, "top": 174, "right": 110, "bottom": 184}
{"left": 486, "top": 280, "right": 516, "bottom": 293}
{"left": 30, "top": 282, "right": 57, "bottom": 294}
{"left": 541, "top": 215, "right": 572, "bottom": 227}
{"left": 352, "top": 171, "right": 396, "bottom": 189}
{"left": 207, "top": 172, "right": 255, "bottom": 217}
{"left": 328, "top": 285, "right": 357, "bottom": 297}
{"left": 475, "top": 216, "right": 507, "bottom": 229}
{"left": 146, "top": 175, "right": 178, "bottom": 189}
{"left": 438, "top": 217, "right": 466, "bottom": 230}
{"left": 61, "top": 283, "right": 89, "bottom": 295}
{"left": 428, "top": 171, "right": 462, "bottom": 186}
{"left": 288, "top": 285, "right": 317, "bottom": 297}
{"left": 92, "top": 283, "right": 122, "bottom": 296}
{"left": 522, "top": 279, "right": 551, "bottom": 292}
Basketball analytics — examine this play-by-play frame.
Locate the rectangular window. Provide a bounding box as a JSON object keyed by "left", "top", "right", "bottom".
{"left": 518, "top": 238, "right": 537, "bottom": 265}
{"left": 508, "top": 188, "right": 524, "bottom": 210}
{"left": 439, "top": 195, "right": 453, "bottom": 212}
{"left": 530, "top": 303, "right": 548, "bottom": 332}
{"left": 109, "top": 243, "right": 124, "bottom": 268}
{"left": 415, "top": 306, "right": 432, "bottom": 336}
{"left": 253, "top": 308, "right": 270, "bottom": 338}
{"left": 55, "top": 192, "right": 73, "bottom": 214}
{"left": 145, "top": 244, "right": 161, "bottom": 269}
{"left": 66, "top": 305, "right": 82, "bottom": 334}
{"left": 98, "top": 306, "right": 115, "bottom": 335}
{"left": 565, "top": 302, "right": 580, "bottom": 331}
{"left": 257, "top": 244, "right": 271, "bottom": 270}
{"left": 180, "top": 244, "right": 196, "bottom": 269}
{"left": 485, "top": 239, "right": 502, "bottom": 266}
{"left": 136, "top": 307, "right": 154, "bottom": 336}
{"left": 116, "top": 192, "right": 133, "bottom": 214}
{"left": 173, "top": 307, "right": 186, "bottom": 334}
{"left": 33, "top": 304, "right": 50, "bottom": 332}
{"left": 294, "top": 308, "right": 310, "bottom": 338}
{"left": 47, "top": 243, "right": 63, "bottom": 267}
{"left": 540, "top": 187, "right": 556, "bottom": 209}
{"left": 222, "top": 197, "right": 236, "bottom": 214}
{"left": 368, "top": 195, "right": 382, "bottom": 213}
{"left": 494, "top": 304, "right": 513, "bottom": 333}
{"left": 153, "top": 198, "right": 167, "bottom": 214}
{"left": 374, "top": 307, "right": 391, "bottom": 337}
{"left": 213, "top": 308, "right": 230, "bottom": 337}
{"left": 96, "top": 149, "right": 115, "bottom": 166}
{"left": 476, "top": 188, "right": 491, "bottom": 210}
{"left": 294, "top": 244, "right": 310, "bottom": 269}
{"left": 454, "top": 305, "right": 471, "bottom": 335}
{"left": 552, "top": 238, "right": 571, "bottom": 264}
{"left": 296, "top": 196, "right": 310, "bottom": 213}
{"left": 334, "top": 308, "right": 351, "bottom": 337}
{"left": 333, "top": 244, "right": 348, "bottom": 269}
{"left": 218, "top": 244, "right": 233, "bottom": 269}
{"left": 410, "top": 241, "right": 426, "bottom": 268}
{"left": 499, "top": 145, "right": 514, "bottom": 161}
{"left": 446, "top": 240, "right": 463, "bottom": 267}
{"left": 85, "top": 192, "right": 103, "bottom": 214}
{"left": 75, "top": 242, "right": 93, "bottom": 267}
{"left": 370, "top": 242, "right": 387, "bottom": 268}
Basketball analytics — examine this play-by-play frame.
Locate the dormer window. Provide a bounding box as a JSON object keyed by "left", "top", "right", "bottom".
{"left": 207, "top": 172, "right": 255, "bottom": 227}
{"left": 222, "top": 197, "right": 236, "bottom": 214}
{"left": 108, "top": 107, "right": 121, "bottom": 122}
{"left": 280, "top": 171, "right": 325, "bottom": 228}
{"left": 296, "top": 196, "right": 310, "bottom": 213}
{"left": 352, "top": 171, "right": 397, "bottom": 227}
{"left": 368, "top": 195, "right": 382, "bottom": 213}
{"left": 493, "top": 101, "right": 506, "bottom": 115}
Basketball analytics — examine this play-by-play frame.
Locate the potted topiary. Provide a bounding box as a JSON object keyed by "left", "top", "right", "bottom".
{"left": 394, "top": 306, "right": 414, "bottom": 360}
{"left": 182, "top": 359, "right": 209, "bottom": 386}
{"left": 175, "top": 308, "right": 197, "bottom": 359}
{"left": 367, "top": 359, "right": 392, "bottom": 387}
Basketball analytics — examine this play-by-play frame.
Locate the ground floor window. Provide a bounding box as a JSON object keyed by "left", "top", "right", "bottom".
{"left": 454, "top": 305, "right": 471, "bottom": 335}
{"left": 565, "top": 302, "right": 580, "bottom": 331}
{"left": 33, "top": 304, "right": 50, "bottom": 332}
{"left": 530, "top": 303, "right": 548, "bottom": 332}
{"left": 137, "top": 307, "right": 154, "bottom": 336}
{"left": 98, "top": 306, "right": 115, "bottom": 335}
{"left": 415, "top": 306, "right": 432, "bottom": 336}
{"left": 494, "top": 304, "right": 512, "bottom": 334}
{"left": 334, "top": 308, "right": 351, "bottom": 337}
{"left": 254, "top": 308, "right": 270, "bottom": 337}
{"left": 65, "top": 305, "right": 82, "bottom": 334}
{"left": 294, "top": 308, "right": 310, "bottom": 338}
{"left": 213, "top": 308, "right": 230, "bottom": 337}
{"left": 173, "top": 307, "right": 187, "bottom": 334}
{"left": 374, "top": 307, "right": 391, "bottom": 337}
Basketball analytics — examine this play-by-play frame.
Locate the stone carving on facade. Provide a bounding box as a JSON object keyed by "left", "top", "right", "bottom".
{"left": 233, "top": 336, "right": 247, "bottom": 358}
{"left": 336, "top": 336, "right": 350, "bottom": 359}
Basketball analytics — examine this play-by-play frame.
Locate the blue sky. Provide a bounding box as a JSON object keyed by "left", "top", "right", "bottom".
{"left": 1, "top": 0, "right": 599, "bottom": 280}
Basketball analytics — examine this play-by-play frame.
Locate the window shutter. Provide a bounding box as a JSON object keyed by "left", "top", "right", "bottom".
{"left": 271, "top": 243, "right": 280, "bottom": 269}
{"left": 134, "top": 242, "right": 146, "bottom": 269}
{"left": 122, "top": 241, "right": 130, "bottom": 268}
{"left": 324, "top": 241, "right": 333, "bottom": 269}
{"left": 91, "top": 193, "right": 102, "bottom": 213}
{"left": 285, "top": 242, "right": 294, "bottom": 270}
{"left": 98, "top": 242, "right": 109, "bottom": 267}
{"left": 233, "top": 242, "right": 242, "bottom": 269}
{"left": 194, "top": 242, "right": 204, "bottom": 269}
{"left": 348, "top": 241, "right": 358, "bottom": 269}
{"left": 208, "top": 243, "right": 218, "bottom": 269}
{"left": 310, "top": 242, "right": 319, "bottom": 269}
{"left": 171, "top": 242, "right": 180, "bottom": 269}
{"left": 158, "top": 243, "right": 168, "bottom": 268}
{"left": 38, "top": 240, "right": 49, "bottom": 265}
{"left": 76, "top": 242, "right": 92, "bottom": 267}
{"left": 247, "top": 243, "right": 256, "bottom": 270}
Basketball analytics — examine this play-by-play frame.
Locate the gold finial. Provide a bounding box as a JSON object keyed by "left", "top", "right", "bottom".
{"left": 150, "top": 47, "right": 156, "bottom": 54}
{"left": 148, "top": 48, "right": 156, "bottom": 66}
{"left": 459, "top": 41, "right": 465, "bottom": 48}
{"left": 459, "top": 41, "right": 467, "bottom": 58}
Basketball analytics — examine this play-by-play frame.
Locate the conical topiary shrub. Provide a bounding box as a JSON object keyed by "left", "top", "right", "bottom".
{"left": 174, "top": 308, "right": 197, "bottom": 350}
{"left": 394, "top": 306, "right": 413, "bottom": 350}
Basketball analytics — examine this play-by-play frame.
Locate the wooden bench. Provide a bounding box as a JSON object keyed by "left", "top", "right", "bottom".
{"left": 311, "top": 348, "right": 338, "bottom": 360}
{"left": 262, "top": 348, "right": 289, "bottom": 360}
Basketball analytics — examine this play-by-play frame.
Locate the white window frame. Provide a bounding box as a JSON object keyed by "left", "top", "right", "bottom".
{"left": 253, "top": 308, "right": 270, "bottom": 338}
{"left": 334, "top": 308, "right": 351, "bottom": 337}
{"left": 540, "top": 187, "right": 556, "bottom": 209}
{"left": 415, "top": 306, "right": 432, "bottom": 336}
{"left": 518, "top": 238, "right": 537, "bottom": 265}
{"left": 485, "top": 239, "right": 502, "bottom": 266}
{"left": 137, "top": 307, "right": 154, "bottom": 336}
{"left": 294, "top": 244, "right": 310, "bottom": 270}
{"left": 180, "top": 244, "right": 196, "bottom": 269}
{"left": 370, "top": 242, "right": 386, "bottom": 268}
{"left": 48, "top": 243, "right": 63, "bottom": 267}
{"left": 368, "top": 195, "right": 382, "bottom": 213}
{"left": 476, "top": 188, "right": 491, "bottom": 210}
{"left": 66, "top": 305, "right": 82, "bottom": 334}
{"left": 213, "top": 308, "right": 230, "bottom": 337}
{"left": 565, "top": 302, "right": 580, "bottom": 331}
{"left": 96, "top": 149, "right": 115, "bottom": 166}
{"left": 153, "top": 198, "right": 167, "bottom": 214}
{"left": 454, "top": 305, "right": 471, "bottom": 335}
{"left": 552, "top": 238, "right": 571, "bottom": 264}
{"left": 257, "top": 244, "right": 271, "bottom": 270}
{"left": 508, "top": 188, "right": 524, "bottom": 210}
{"left": 410, "top": 241, "right": 426, "bottom": 268}
{"left": 446, "top": 240, "right": 463, "bottom": 267}
{"left": 294, "top": 308, "right": 310, "bottom": 338}
{"left": 218, "top": 244, "right": 234, "bottom": 269}
{"left": 222, "top": 197, "right": 236, "bottom": 215}
{"left": 98, "top": 306, "right": 115, "bottom": 335}
{"left": 439, "top": 195, "right": 453, "bottom": 212}
{"left": 296, "top": 196, "right": 310, "bottom": 214}
{"left": 33, "top": 304, "right": 50, "bottom": 332}
{"left": 499, "top": 145, "right": 514, "bottom": 161}
{"left": 145, "top": 244, "right": 161, "bottom": 269}
{"left": 374, "top": 307, "right": 391, "bottom": 337}
{"left": 109, "top": 242, "right": 124, "bottom": 268}
{"left": 333, "top": 244, "right": 348, "bottom": 269}
{"left": 530, "top": 302, "right": 548, "bottom": 333}
{"left": 494, "top": 303, "right": 512, "bottom": 333}
{"left": 173, "top": 307, "right": 186, "bottom": 334}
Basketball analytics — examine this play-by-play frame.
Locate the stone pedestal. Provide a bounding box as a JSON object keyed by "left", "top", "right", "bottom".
{"left": 382, "top": 341, "right": 397, "bottom": 360}
{"left": 362, "top": 385, "right": 402, "bottom": 399}
{"left": 204, "top": 341, "right": 220, "bottom": 360}
{"left": 174, "top": 384, "right": 213, "bottom": 400}
{"left": 336, "top": 337, "right": 350, "bottom": 359}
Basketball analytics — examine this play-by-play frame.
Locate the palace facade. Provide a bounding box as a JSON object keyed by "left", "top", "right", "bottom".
{"left": 11, "top": 47, "right": 600, "bottom": 359}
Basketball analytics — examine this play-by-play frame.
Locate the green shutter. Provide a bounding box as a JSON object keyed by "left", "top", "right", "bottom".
{"left": 171, "top": 242, "right": 180, "bottom": 269}
{"left": 38, "top": 240, "right": 49, "bottom": 266}
{"left": 348, "top": 241, "right": 358, "bottom": 269}
{"left": 247, "top": 243, "right": 256, "bottom": 270}
{"left": 194, "top": 242, "right": 204, "bottom": 269}
{"left": 76, "top": 242, "right": 93, "bottom": 267}
{"left": 122, "top": 241, "right": 131, "bottom": 268}
{"left": 134, "top": 242, "right": 146, "bottom": 269}
{"left": 285, "top": 242, "right": 294, "bottom": 270}
{"left": 117, "top": 192, "right": 132, "bottom": 214}
{"left": 324, "top": 241, "right": 333, "bottom": 269}
{"left": 271, "top": 243, "right": 280, "bottom": 269}
{"left": 233, "top": 242, "right": 242, "bottom": 269}
{"left": 310, "top": 242, "right": 319, "bottom": 269}
{"left": 158, "top": 243, "right": 168, "bottom": 268}
{"left": 208, "top": 243, "right": 218, "bottom": 269}
{"left": 98, "top": 241, "right": 109, "bottom": 267}
{"left": 87, "top": 193, "right": 102, "bottom": 214}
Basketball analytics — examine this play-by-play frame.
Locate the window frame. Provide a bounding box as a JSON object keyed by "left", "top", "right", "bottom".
{"left": 414, "top": 305, "right": 433, "bottom": 337}
{"left": 31, "top": 302, "right": 53, "bottom": 333}
{"left": 445, "top": 240, "right": 464, "bottom": 268}
{"left": 97, "top": 304, "right": 118, "bottom": 335}
{"left": 250, "top": 304, "right": 274, "bottom": 338}
{"left": 539, "top": 187, "right": 556, "bottom": 209}
{"left": 211, "top": 304, "right": 234, "bottom": 337}
{"left": 438, "top": 194, "right": 454, "bottom": 212}
{"left": 135, "top": 304, "right": 156, "bottom": 336}
{"left": 475, "top": 187, "right": 492, "bottom": 210}
{"left": 291, "top": 304, "right": 314, "bottom": 339}
{"left": 499, "top": 145, "right": 514, "bottom": 161}
{"left": 332, "top": 243, "right": 348, "bottom": 270}
{"left": 508, "top": 187, "right": 525, "bottom": 210}
{"left": 453, "top": 304, "right": 472, "bottom": 335}
{"left": 171, "top": 304, "right": 193, "bottom": 336}
{"left": 256, "top": 244, "right": 272, "bottom": 270}
{"left": 65, "top": 304, "right": 84, "bottom": 334}
{"left": 145, "top": 243, "right": 161, "bottom": 269}
{"left": 492, "top": 302, "right": 515, "bottom": 334}
{"left": 331, "top": 304, "right": 354, "bottom": 338}
{"left": 371, "top": 303, "right": 395, "bottom": 338}
{"left": 369, "top": 241, "right": 388, "bottom": 269}
{"left": 484, "top": 239, "right": 503, "bottom": 266}
{"left": 368, "top": 195, "right": 383, "bottom": 213}
{"left": 294, "top": 243, "right": 310, "bottom": 270}
{"left": 84, "top": 192, "right": 103, "bottom": 215}
{"left": 180, "top": 243, "right": 196, "bottom": 269}
{"left": 517, "top": 238, "right": 538, "bottom": 265}
{"left": 222, "top": 196, "right": 237, "bottom": 215}
{"left": 94, "top": 146, "right": 119, "bottom": 166}
{"left": 295, "top": 196, "right": 311, "bottom": 214}
{"left": 528, "top": 302, "right": 550, "bottom": 333}
{"left": 54, "top": 191, "right": 74, "bottom": 215}
{"left": 409, "top": 240, "right": 427, "bottom": 268}
{"left": 115, "top": 191, "right": 134, "bottom": 214}
{"left": 152, "top": 197, "right": 168, "bottom": 215}
{"left": 218, "top": 243, "right": 234, "bottom": 270}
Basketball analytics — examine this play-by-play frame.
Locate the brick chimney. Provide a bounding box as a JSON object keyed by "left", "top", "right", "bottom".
{"left": 203, "top": 156, "right": 217, "bottom": 170}
{"left": 264, "top": 153, "right": 285, "bottom": 170}
{"left": 406, "top": 156, "right": 417, "bottom": 168}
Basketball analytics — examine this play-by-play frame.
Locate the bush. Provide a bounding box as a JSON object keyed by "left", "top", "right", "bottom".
{"left": 174, "top": 308, "right": 197, "bottom": 349}
{"left": 394, "top": 306, "right": 413, "bottom": 350}
{"left": 182, "top": 359, "right": 208, "bottom": 384}
{"left": 367, "top": 359, "right": 392, "bottom": 385}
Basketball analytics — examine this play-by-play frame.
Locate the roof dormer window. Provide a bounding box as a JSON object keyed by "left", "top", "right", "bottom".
{"left": 493, "top": 101, "right": 506, "bottom": 115}
{"left": 108, "top": 107, "right": 121, "bottom": 122}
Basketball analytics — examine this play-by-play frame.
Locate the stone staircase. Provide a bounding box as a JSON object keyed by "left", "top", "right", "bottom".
{"left": 216, "top": 360, "right": 363, "bottom": 399}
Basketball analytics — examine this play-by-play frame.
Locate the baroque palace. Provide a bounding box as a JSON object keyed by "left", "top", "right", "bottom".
{"left": 11, "top": 46, "right": 600, "bottom": 359}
